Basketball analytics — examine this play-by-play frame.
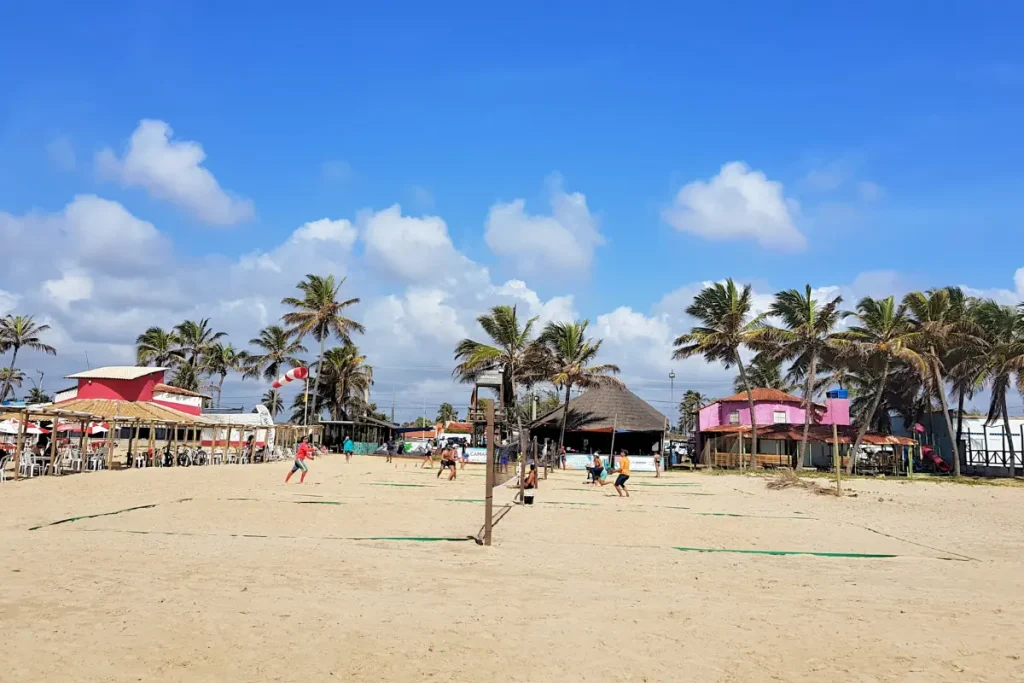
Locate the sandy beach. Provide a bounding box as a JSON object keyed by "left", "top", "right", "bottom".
{"left": 2, "top": 457, "right": 1023, "bottom": 682}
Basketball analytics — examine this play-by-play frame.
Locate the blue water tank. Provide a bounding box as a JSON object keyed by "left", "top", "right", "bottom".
{"left": 826, "top": 389, "right": 849, "bottom": 399}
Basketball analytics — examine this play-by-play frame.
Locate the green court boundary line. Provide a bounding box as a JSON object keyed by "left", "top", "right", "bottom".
{"left": 538, "top": 500, "right": 598, "bottom": 506}
{"left": 674, "top": 546, "right": 896, "bottom": 558}
{"left": 77, "top": 528, "right": 474, "bottom": 543}
{"left": 444, "top": 498, "right": 485, "bottom": 503}
{"left": 694, "top": 512, "right": 816, "bottom": 520}
{"left": 631, "top": 483, "right": 701, "bottom": 487}
{"left": 29, "top": 504, "right": 158, "bottom": 531}
{"left": 293, "top": 500, "right": 344, "bottom": 505}
{"left": 367, "top": 482, "right": 433, "bottom": 488}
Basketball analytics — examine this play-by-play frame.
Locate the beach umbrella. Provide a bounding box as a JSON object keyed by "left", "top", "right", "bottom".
{"left": 0, "top": 419, "right": 50, "bottom": 435}
{"left": 57, "top": 421, "right": 110, "bottom": 435}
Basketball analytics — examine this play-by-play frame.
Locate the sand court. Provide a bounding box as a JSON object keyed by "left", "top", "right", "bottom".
{"left": 3, "top": 455, "right": 1024, "bottom": 682}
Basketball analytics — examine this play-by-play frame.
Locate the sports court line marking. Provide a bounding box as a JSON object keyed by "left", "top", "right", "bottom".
{"left": 843, "top": 521, "right": 979, "bottom": 562}
{"left": 28, "top": 504, "right": 158, "bottom": 530}
{"left": 674, "top": 546, "right": 897, "bottom": 558}
{"left": 694, "top": 512, "right": 815, "bottom": 520}
{"left": 367, "top": 482, "right": 434, "bottom": 488}
{"left": 76, "top": 528, "right": 474, "bottom": 543}
{"left": 631, "top": 483, "right": 701, "bottom": 487}
{"left": 293, "top": 500, "right": 344, "bottom": 505}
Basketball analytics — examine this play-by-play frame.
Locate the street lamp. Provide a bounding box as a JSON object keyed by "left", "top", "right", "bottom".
{"left": 669, "top": 371, "right": 676, "bottom": 405}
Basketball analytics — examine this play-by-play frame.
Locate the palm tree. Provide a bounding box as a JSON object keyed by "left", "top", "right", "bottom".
{"left": 173, "top": 319, "right": 225, "bottom": 368}
{"left": 135, "top": 326, "right": 183, "bottom": 367}
{"left": 673, "top": 280, "right": 767, "bottom": 467}
{"left": 245, "top": 325, "right": 307, "bottom": 381}
{"left": 0, "top": 367, "right": 24, "bottom": 400}
{"left": 436, "top": 402, "right": 458, "bottom": 424}
{"left": 732, "top": 355, "right": 797, "bottom": 394}
{"left": 678, "top": 390, "right": 709, "bottom": 434}
{"left": 261, "top": 389, "right": 284, "bottom": 419}
{"left": 282, "top": 275, "right": 363, "bottom": 423}
{"left": 26, "top": 387, "right": 51, "bottom": 404}
{"left": 766, "top": 285, "right": 845, "bottom": 468}
{"left": 168, "top": 362, "right": 203, "bottom": 393}
{"left": 0, "top": 315, "right": 57, "bottom": 404}
{"left": 453, "top": 305, "right": 539, "bottom": 447}
{"left": 204, "top": 343, "right": 248, "bottom": 408}
{"left": 973, "top": 301, "right": 1024, "bottom": 478}
{"left": 539, "top": 320, "right": 621, "bottom": 456}
{"left": 904, "top": 287, "right": 978, "bottom": 476}
{"left": 834, "top": 296, "right": 924, "bottom": 474}
{"left": 315, "top": 345, "right": 373, "bottom": 421}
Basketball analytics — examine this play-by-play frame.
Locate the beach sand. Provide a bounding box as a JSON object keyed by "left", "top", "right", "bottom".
{"left": 2, "top": 457, "right": 1023, "bottom": 682}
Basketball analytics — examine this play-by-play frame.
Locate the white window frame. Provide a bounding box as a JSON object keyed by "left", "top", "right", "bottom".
{"left": 728, "top": 411, "right": 740, "bottom": 425}
{"left": 773, "top": 410, "right": 787, "bottom": 424}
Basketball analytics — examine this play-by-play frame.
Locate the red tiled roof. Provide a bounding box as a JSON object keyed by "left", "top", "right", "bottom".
{"left": 153, "top": 383, "right": 210, "bottom": 399}
{"left": 443, "top": 422, "right": 473, "bottom": 434}
{"left": 717, "top": 388, "right": 808, "bottom": 404}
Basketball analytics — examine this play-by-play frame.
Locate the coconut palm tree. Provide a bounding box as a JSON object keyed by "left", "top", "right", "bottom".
{"left": 173, "top": 319, "right": 225, "bottom": 368}
{"left": 0, "top": 315, "right": 57, "bottom": 404}
{"left": 135, "top": 326, "right": 183, "bottom": 367}
{"left": 972, "top": 300, "right": 1024, "bottom": 478}
{"left": 538, "top": 320, "right": 621, "bottom": 456}
{"left": 282, "top": 275, "right": 363, "bottom": 422}
{"left": 732, "top": 355, "right": 797, "bottom": 394}
{"left": 834, "top": 296, "right": 924, "bottom": 474}
{"left": 168, "top": 362, "right": 203, "bottom": 393}
{"left": 204, "top": 343, "right": 249, "bottom": 408}
{"left": 765, "top": 284, "right": 845, "bottom": 468}
{"left": 903, "top": 287, "right": 979, "bottom": 476}
{"left": 673, "top": 280, "right": 768, "bottom": 467}
{"left": 678, "top": 390, "right": 709, "bottom": 434}
{"left": 315, "top": 344, "right": 373, "bottom": 421}
{"left": 0, "top": 367, "right": 24, "bottom": 400}
{"left": 453, "top": 305, "right": 539, "bottom": 445}
{"left": 245, "top": 325, "right": 307, "bottom": 381}
{"left": 436, "top": 402, "right": 458, "bottom": 424}
{"left": 26, "top": 387, "right": 51, "bottom": 404}
{"left": 261, "top": 389, "right": 284, "bottom": 419}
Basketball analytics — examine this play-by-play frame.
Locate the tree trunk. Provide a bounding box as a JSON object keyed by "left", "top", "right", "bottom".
{"left": 735, "top": 356, "right": 758, "bottom": 469}
{"left": 797, "top": 352, "right": 816, "bottom": 470}
{"left": 954, "top": 389, "right": 966, "bottom": 474}
{"left": 1002, "top": 400, "right": 1017, "bottom": 478}
{"left": 931, "top": 360, "right": 960, "bottom": 477}
{"left": 0, "top": 346, "right": 20, "bottom": 404}
{"left": 848, "top": 358, "right": 890, "bottom": 474}
{"left": 310, "top": 335, "right": 326, "bottom": 427}
{"left": 217, "top": 374, "right": 226, "bottom": 408}
{"left": 557, "top": 383, "right": 572, "bottom": 464}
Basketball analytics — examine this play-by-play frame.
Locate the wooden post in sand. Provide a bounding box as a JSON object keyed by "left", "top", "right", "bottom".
{"left": 832, "top": 421, "right": 841, "bottom": 494}
{"left": 131, "top": 420, "right": 141, "bottom": 466}
{"left": 78, "top": 422, "right": 87, "bottom": 470}
{"left": 147, "top": 422, "right": 155, "bottom": 466}
{"left": 532, "top": 437, "right": 538, "bottom": 490}
{"left": 483, "top": 401, "right": 496, "bottom": 546}
{"left": 13, "top": 413, "right": 28, "bottom": 480}
{"left": 49, "top": 418, "right": 60, "bottom": 475}
{"left": 106, "top": 421, "right": 116, "bottom": 469}
{"left": 169, "top": 423, "right": 177, "bottom": 466}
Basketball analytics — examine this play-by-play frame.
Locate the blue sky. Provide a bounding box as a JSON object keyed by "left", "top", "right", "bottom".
{"left": 1, "top": 2, "right": 1022, "bottom": 419}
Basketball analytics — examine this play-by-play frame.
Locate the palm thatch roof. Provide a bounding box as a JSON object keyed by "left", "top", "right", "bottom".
{"left": 51, "top": 398, "right": 207, "bottom": 424}
{"left": 532, "top": 383, "right": 668, "bottom": 433}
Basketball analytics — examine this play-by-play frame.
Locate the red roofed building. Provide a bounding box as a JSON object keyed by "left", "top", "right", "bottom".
{"left": 60, "top": 367, "right": 208, "bottom": 416}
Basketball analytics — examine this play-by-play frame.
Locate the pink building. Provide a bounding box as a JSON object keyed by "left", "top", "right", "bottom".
{"left": 58, "top": 367, "right": 207, "bottom": 416}
{"left": 698, "top": 388, "right": 850, "bottom": 431}
{"left": 695, "top": 388, "right": 852, "bottom": 468}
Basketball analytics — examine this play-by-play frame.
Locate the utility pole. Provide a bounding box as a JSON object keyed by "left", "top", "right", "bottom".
{"left": 391, "top": 387, "right": 395, "bottom": 423}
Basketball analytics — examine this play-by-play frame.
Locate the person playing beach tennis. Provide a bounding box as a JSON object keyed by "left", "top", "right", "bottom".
{"left": 285, "top": 435, "right": 315, "bottom": 484}
{"left": 613, "top": 449, "right": 630, "bottom": 497}
{"left": 343, "top": 435, "right": 354, "bottom": 463}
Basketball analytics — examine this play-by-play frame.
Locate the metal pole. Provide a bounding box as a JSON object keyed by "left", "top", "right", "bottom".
{"left": 483, "top": 402, "right": 495, "bottom": 546}
{"left": 608, "top": 413, "right": 618, "bottom": 470}
{"left": 303, "top": 377, "right": 309, "bottom": 430}
{"left": 833, "top": 420, "right": 841, "bottom": 494}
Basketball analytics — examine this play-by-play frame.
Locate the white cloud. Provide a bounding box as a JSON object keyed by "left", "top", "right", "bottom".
{"left": 291, "top": 218, "right": 357, "bottom": 248}
{"left": 663, "top": 162, "right": 805, "bottom": 251}
{"left": 96, "top": 119, "right": 254, "bottom": 225}
{"left": 46, "top": 136, "right": 77, "bottom": 172}
{"left": 0, "top": 290, "right": 20, "bottom": 316}
{"left": 485, "top": 174, "right": 603, "bottom": 275}
{"left": 43, "top": 271, "right": 93, "bottom": 310}
{"left": 361, "top": 205, "right": 462, "bottom": 281}
{"left": 485, "top": 280, "right": 577, "bottom": 327}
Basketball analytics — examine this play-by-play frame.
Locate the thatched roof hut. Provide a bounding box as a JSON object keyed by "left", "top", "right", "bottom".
{"left": 530, "top": 383, "right": 667, "bottom": 454}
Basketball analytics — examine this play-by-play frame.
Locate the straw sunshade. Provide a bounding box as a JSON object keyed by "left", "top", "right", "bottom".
{"left": 50, "top": 398, "right": 208, "bottom": 424}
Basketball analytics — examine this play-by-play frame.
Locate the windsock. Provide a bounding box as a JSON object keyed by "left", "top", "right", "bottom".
{"left": 272, "top": 366, "right": 309, "bottom": 389}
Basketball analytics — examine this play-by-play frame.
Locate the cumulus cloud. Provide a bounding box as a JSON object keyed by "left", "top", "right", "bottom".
{"left": 485, "top": 174, "right": 603, "bottom": 275}
{"left": 361, "top": 205, "right": 462, "bottom": 281}
{"left": 663, "top": 162, "right": 806, "bottom": 251}
{"left": 96, "top": 119, "right": 254, "bottom": 225}
{"left": 43, "top": 271, "right": 93, "bottom": 311}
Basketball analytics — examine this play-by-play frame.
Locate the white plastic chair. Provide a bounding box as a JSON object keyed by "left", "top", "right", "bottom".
{"left": 65, "top": 447, "right": 84, "bottom": 472}
{"left": 133, "top": 451, "right": 147, "bottom": 468}
{"left": 19, "top": 451, "right": 41, "bottom": 478}
{"left": 0, "top": 454, "right": 9, "bottom": 482}
{"left": 87, "top": 450, "right": 105, "bottom": 471}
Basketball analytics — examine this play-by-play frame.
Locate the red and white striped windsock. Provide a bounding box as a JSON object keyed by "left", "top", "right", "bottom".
{"left": 272, "top": 366, "right": 309, "bottom": 389}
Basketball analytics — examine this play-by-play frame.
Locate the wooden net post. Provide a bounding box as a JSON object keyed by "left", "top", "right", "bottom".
{"left": 483, "top": 401, "right": 496, "bottom": 546}
{"left": 78, "top": 421, "right": 87, "bottom": 470}
{"left": 13, "top": 412, "right": 28, "bottom": 480}
{"left": 106, "top": 421, "right": 116, "bottom": 469}
{"left": 49, "top": 416, "right": 60, "bottom": 475}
